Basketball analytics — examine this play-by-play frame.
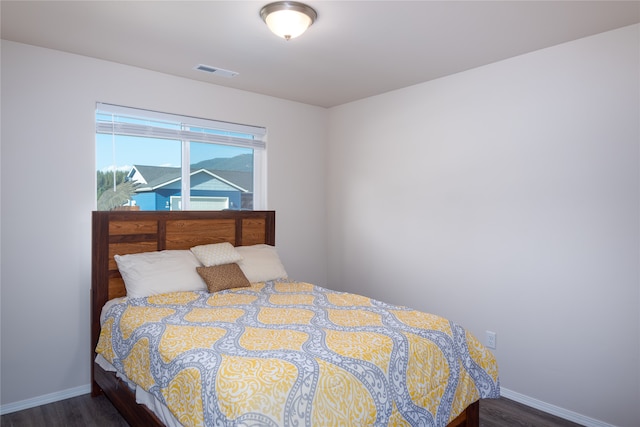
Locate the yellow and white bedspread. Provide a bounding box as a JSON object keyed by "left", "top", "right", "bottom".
{"left": 96, "top": 281, "right": 499, "bottom": 426}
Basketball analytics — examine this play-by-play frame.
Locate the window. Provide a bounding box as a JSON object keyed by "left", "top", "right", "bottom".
{"left": 96, "top": 103, "right": 266, "bottom": 211}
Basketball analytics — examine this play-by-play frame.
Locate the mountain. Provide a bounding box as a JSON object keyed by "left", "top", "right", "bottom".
{"left": 191, "top": 153, "right": 253, "bottom": 172}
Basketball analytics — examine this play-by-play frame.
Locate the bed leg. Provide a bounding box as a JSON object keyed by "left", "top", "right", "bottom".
{"left": 448, "top": 400, "right": 479, "bottom": 427}
{"left": 91, "top": 381, "right": 102, "bottom": 397}
{"left": 466, "top": 400, "right": 479, "bottom": 426}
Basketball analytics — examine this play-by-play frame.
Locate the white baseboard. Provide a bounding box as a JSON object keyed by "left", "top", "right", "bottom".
{"left": 500, "top": 387, "right": 616, "bottom": 427}
{"left": 0, "top": 384, "right": 91, "bottom": 415}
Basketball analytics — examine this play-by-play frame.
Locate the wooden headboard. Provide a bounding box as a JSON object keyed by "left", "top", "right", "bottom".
{"left": 91, "top": 210, "right": 275, "bottom": 393}
{"left": 92, "top": 210, "right": 275, "bottom": 302}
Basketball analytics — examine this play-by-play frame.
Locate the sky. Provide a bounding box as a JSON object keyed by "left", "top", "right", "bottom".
{"left": 95, "top": 111, "right": 254, "bottom": 172}
{"left": 96, "top": 134, "right": 250, "bottom": 172}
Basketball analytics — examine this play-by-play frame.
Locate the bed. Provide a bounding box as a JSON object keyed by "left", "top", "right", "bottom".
{"left": 91, "top": 210, "right": 499, "bottom": 426}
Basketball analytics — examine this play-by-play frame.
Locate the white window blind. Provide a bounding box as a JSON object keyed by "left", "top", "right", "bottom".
{"left": 96, "top": 103, "right": 266, "bottom": 149}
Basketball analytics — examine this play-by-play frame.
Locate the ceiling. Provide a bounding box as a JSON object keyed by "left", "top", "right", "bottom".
{"left": 2, "top": 1, "right": 639, "bottom": 108}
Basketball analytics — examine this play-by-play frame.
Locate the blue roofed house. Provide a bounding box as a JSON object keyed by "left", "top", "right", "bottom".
{"left": 126, "top": 165, "right": 253, "bottom": 211}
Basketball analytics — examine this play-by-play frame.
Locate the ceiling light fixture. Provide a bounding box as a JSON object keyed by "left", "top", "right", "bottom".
{"left": 260, "top": 1, "right": 317, "bottom": 41}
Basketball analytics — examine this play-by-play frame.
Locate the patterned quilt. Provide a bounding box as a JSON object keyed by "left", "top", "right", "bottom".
{"left": 96, "top": 281, "right": 499, "bottom": 426}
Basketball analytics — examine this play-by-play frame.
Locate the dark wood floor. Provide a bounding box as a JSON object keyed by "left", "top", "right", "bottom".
{"left": 480, "top": 397, "right": 583, "bottom": 427}
{"left": 1, "top": 394, "right": 584, "bottom": 427}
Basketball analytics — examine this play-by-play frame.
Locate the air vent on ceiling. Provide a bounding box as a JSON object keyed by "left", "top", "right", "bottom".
{"left": 195, "top": 64, "right": 239, "bottom": 78}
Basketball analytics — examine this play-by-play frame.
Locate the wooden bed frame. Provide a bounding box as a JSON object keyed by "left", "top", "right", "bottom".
{"left": 90, "top": 210, "right": 479, "bottom": 427}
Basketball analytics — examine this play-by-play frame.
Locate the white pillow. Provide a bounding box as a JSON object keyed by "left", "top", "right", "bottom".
{"left": 235, "top": 244, "right": 288, "bottom": 283}
{"left": 190, "top": 242, "right": 242, "bottom": 267}
{"left": 114, "top": 250, "right": 206, "bottom": 298}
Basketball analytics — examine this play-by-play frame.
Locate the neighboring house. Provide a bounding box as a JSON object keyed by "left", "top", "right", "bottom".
{"left": 127, "top": 165, "right": 253, "bottom": 210}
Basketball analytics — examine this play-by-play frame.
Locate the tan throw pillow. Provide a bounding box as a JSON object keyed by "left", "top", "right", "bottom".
{"left": 190, "top": 242, "right": 243, "bottom": 267}
{"left": 196, "top": 263, "right": 251, "bottom": 293}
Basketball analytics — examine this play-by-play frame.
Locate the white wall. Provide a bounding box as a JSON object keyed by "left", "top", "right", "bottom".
{"left": 0, "top": 40, "right": 328, "bottom": 406}
{"left": 327, "top": 24, "right": 639, "bottom": 427}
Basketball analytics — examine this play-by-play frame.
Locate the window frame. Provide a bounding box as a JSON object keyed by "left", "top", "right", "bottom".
{"left": 95, "top": 103, "right": 267, "bottom": 211}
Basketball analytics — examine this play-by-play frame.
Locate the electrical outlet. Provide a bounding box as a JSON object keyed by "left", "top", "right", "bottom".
{"left": 486, "top": 331, "right": 497, "bottom": 349}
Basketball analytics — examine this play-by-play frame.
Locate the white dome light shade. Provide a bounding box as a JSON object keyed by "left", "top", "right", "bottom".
{"left": 260, "top": 2, "right": 317, "bottom": 41}
{"left": 265, "top": 9, "right": 311, "bottom": 39}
